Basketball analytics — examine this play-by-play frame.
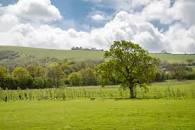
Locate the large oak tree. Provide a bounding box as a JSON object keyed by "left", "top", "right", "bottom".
{"left": 97, "top": 40, "right": 159, "bottom": 98}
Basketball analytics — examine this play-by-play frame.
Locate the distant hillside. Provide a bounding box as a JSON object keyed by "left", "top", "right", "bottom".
{"left": 0, "top": 46, "right": 195, "bottom": 63}
{"left": 0, "top": 46, "right": 104, "bottom": 62}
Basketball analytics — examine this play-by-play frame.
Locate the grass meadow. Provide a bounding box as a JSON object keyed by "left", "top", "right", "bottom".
{"left": 0, "top": 99, "right": 194, "bottom": 130}
{"left": 0, "top": 80, "right": 195, "bottom": 130}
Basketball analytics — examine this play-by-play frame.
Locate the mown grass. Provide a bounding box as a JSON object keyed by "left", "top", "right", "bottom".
{"left": 0, "top": 80, "right": 195, "bottom": 101}
{"left": 0, "top": 99, "right": 194, "bottom": 130}
{"left": 1, "top": 46, "right": 195, "bottom": 62}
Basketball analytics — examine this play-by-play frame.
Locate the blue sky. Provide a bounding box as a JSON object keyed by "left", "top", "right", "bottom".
{"left": 0, "top": 0, "right": 16, "bottom": 5}
{"left": 0, "top": 0, "right": 172, "bottom": 31}
{"left": 52, "top": 0, "right": 95, "bottom": 30}
{"left": 0, "top": 0, "right": 113, "bottom": 30}
{"left": 52, "top": 0, "right": 115, "bottom": 30}
{"left": 0, "top": 0, "right": 195, "bottom": 53}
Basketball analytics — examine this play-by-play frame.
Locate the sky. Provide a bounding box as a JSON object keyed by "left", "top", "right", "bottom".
{"left": 0, "top": 0, "right": 195, "bottom": 53}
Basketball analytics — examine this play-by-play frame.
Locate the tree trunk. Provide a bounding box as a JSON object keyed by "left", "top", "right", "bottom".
{"left": 129, "top": 86, "right": 136, "bottom": 98}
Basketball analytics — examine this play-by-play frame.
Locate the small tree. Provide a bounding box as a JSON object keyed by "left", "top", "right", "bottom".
{"left": 80, "top": 68, "right": 97, "bottom": 85}
{"left": 68, "top": 72, "right": 82, "bottom": 86}
{"left": 186, "top": 59, "right": 193, "bottom": 66}
{"left": 26, "top": 64, "right": 46, "bottom": 78}
{"left": 47, "top": 63, "right": 64, "bottom": 87}
{"left": 0, "top": 66, "right": 7, "bottom": 78}
{"left": 168, "top": 63, "right": 193, "bottom": 80}
{"left": 12, "top": 67, "right": 33, "bottom": 89}
{"left": 97, "top": 40, "right": 159, "bottom": 98}
{"left": 12, "top": 67, "right": 30, "bottom": 79}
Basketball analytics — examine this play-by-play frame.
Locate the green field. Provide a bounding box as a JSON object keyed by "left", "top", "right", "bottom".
{"left": 0, "top": 99, "right": 195, "bottom": 130}
{"left": 1, "top": 46, "right": 195, "bottom": 62}
{"left": 0, "top": 81, "right": 195, "bottom": 130}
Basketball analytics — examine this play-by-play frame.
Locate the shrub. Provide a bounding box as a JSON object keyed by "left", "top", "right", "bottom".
{"left": 68, "top": 72, "right": 82, "bottom": 86}
{"left": 80, "top": 68, "right": 97, "bottom": 85}
{"left": 183, "top": 72, "right": 195, "bottom": 80}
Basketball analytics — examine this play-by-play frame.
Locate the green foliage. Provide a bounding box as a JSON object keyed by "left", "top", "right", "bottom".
{"left": 0, "top": 77, "right": 17, "bottom": 89}
{"left": 183, "top": 72, "right": 195, "bottom": 80}
{"left": 80, "top": 68, "right": 97, "bottom": 85}
{"left": 68, "top": 72, "right": 82, "bottom": 86}
{"left": 97, "top": 40, "right": 160, "bottom": 98}
{"left": 96, "top": 62, "right": 118, "bottom": 87}
{"left": 26, "top": 64, "right": 46, "bottom": 78}
{"left": 166, "top": 63, "right": 193, "bottom": 80}
{"left": 0, "top": 60, "right": 101, "bottom": 89}
{"left": 12, "top": 67, "right": 31, "bottom": 79}
{"left": 0, "top": 66, "right": 7, "bottom": 78}
{"left": 186, "top": 59, "right": 194, "bottom": 65}
{"left": 154, "top": 71, "right": 169, "bottom": 82}
{"left": 33, "top": 77, "right": 52, "bottom": 89}
{"left": 47, "top": 62, "right": 64, "bottom": 87}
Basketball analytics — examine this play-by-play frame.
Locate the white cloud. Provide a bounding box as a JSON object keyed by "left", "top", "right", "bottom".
{"left": 171, "top": 0, "right": 195, "bottom": 26}
{"left": 0, "top": 14, "right": 19, "bottom": 32}
{"left": 0, "top": 0, "right": 195, "bottom": 53}
{"left": 0, "top": 11, "right": 169, "bottom": 52}
{"left": 86, "top": 0, "right": 195, "bottom": 26}
{"left": 5, "top": 0, "right": 62, "bottom": 22}
{"left": 165, "top": 23, "right": 195, "bottom": 53}
{"left": 141, "top": 0, "right": 195, "bottom": 26}
{"left": 142, "top": 0, "right": 174, "bottom": 24}
{"left": 91, "top": 14, "right": 105, "bottom": 21}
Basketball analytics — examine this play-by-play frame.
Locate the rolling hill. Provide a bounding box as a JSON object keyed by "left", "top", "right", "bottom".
{"left": 0, "top": 46, "right": 195, "bottom": 63}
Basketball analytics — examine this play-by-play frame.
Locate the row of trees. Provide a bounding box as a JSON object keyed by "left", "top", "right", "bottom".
{"left": 0, "top": 58, "right": 195, "bottom": 90}
{"left": 155, "top": 62, "right": 195, "bottom": 81}
{"left": 71, "top": 46, "right": 104, "bottom": 51}
{"left": 0, "top": 60, "right": 100, "bottom": 89}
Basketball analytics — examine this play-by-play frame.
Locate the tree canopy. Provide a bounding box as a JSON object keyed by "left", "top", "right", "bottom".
{"left": 0, "top": 66, "right": 7, "bottom": 78}
{"left": 97, "top": 40, "right": 160, "bottom": 98}
{"left": 12, "top": 67, "right": 31, "bottom": 79}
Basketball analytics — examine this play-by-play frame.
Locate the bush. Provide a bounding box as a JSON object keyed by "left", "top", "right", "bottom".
{"left": 68, "top": 72, "right": 82, "bottom": 86}
{"left": 33, "top": 77, "right": 45, "bottom": 89}
{"left": 155, "top": 71, "right": 168, "bottom": 82}
{"left": 0, "top": 77, "right": 17, "bottom": 89}
{"left": 80, "top": 68, "right": 97, "bottom": 85}
{"left": 0, "top": 66, "right": 7, "bottom": 78}
{"left": 183, "top": 72, "right": 195, "bottom": 80}
{"left": 15, "top": 77, "right": 33, "bottom": 89}
{"left": 165, "top": 63, "right": 193, "bottom": 80}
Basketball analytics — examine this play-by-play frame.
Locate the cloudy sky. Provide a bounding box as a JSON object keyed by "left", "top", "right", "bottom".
{"left": 0, "top": 0, "right": 195, "bottom": 53}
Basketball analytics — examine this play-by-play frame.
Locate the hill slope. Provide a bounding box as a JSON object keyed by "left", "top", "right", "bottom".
{"left": 0, "top": 46, "right": 195, "bottom": 62}
{"left": 0, "top": 46, "right": 104, "bottom": 61}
